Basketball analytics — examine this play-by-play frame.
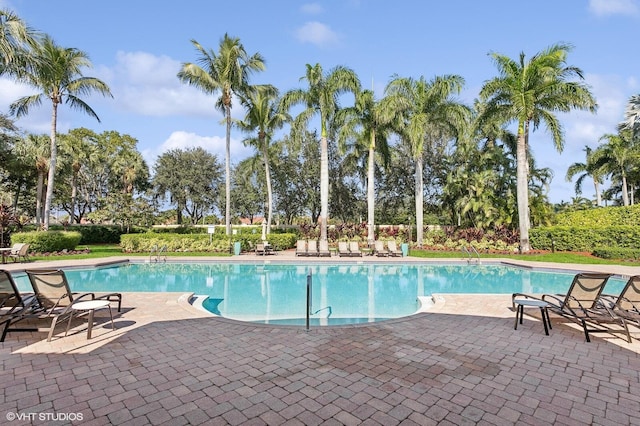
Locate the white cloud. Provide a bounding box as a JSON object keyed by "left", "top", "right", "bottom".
{"left": 144, "top": 130, "right": 254, "bottom": 171}
{"left": 300, "top": 3, "right": 323, "bottom": 14}
{"left": 295, "top": 21, "right": 340, "bottom": 48}
{"left": 589, "top": 0, "right": 639, "bottom": 16}
{"left": 109, "top": 51, "right": 219, "bottom": 118}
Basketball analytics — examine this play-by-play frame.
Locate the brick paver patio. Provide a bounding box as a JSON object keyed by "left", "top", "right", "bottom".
{"left": 1, "top": 254, "right": 640, "bottom": 425}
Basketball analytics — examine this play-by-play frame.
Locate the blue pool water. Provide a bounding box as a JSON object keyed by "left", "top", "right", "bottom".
{"left": 12, "top": 263, "right": 626, "bottom": 325}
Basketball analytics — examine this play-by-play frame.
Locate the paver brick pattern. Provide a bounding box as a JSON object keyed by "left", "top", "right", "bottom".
{"left": 2, "top": 290, "right": 640, "bottom": 425}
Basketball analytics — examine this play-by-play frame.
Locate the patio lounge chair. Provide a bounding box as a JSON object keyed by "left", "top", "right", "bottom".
{"left": 386, "top": 240, "right": 402, "bottom": 257}
{"left": 338, "top": 242, "right": 350, "bottom": 257}
{"left": 513, "top": 272, "right": 632, "bottom": 343}
{"left": 318, "top": 240, "right": 331, "bottom": 257}
{"left": 374, "top": 241, "right": 388, "bottom": 257}
{"left": 601, "top": 275, "right": 640, "bottom": 328}
{"left": 0, "top": 270, "right": 38, "bottom": 342}
{"left": 8, "top": 243, "right": 30, "bottom": 263}
{"left": 307, "top": 240, "right": 319, "bottom": 257}
{"left": 349, "top": 242, "right": 362, "bottom": 257}
{"left": 24, "top": 269, "right": 122, "bottom": 342}
{"left": 295, "top": 240, "right": 308, "bottom": 257}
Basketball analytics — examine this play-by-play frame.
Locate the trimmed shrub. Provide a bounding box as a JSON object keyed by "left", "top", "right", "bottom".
{"left": 554, "top": 204, "right": 640, "bottom": 227}
{"left": 11, "top": 231, "right": 82, "bottom": 252}
{"left": 530, "top": 226, "right": 640, "bottom": 252}
{"left": 120, "top": 232, "right": 298, "bottom": 253}
{"left": 591, "top": 247, "right": 640, "bottom": 261}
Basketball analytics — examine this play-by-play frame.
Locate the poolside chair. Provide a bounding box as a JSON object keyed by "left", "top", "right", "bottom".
{"left": 0, "top": 270, "right": 38, "bottom": 342}
{"left": 374, "top": 241, "right": 388, "bottom": 257}
{"left": 338, "top": 241, "right": 350, "bottom": 257}
{"left": 601, "top": 275, "right": 640, "bottom": 328}
{"left": 386, "top": 240, "right": 402, "bottom": 257}
{"left": 513, "top": 272, "right": 631, "bottom": 343}
{"left": 255, "top": 242, "right": 266, "bottom": 256}
{"left": 295, "top": 240, "right": 308, "bottom": 257}
{"left": 318, "top": 240, "right": 331, "bottom": 257}
{"left": 8, "top": 243, "right": 30, "bottom": 263}
{"left": 24, "top": 269, "right": 122, "bottom": 342}
{"left": 307, "top": 240, "right": 319, "bottom": 256}
{"left": 349, "top": 242, "right": 362, "bottom": 257}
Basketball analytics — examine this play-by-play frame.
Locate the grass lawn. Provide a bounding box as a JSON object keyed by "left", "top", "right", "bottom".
{"left": 410, "top": 249, "right": 640, "bottom": 266}
{"left": 25, "top": 244, "right": 640, "bottom": 267}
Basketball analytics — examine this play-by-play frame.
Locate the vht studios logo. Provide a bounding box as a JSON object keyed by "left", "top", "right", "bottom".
{"left": 6, "top": 411, "right": 84, "bottom": 422}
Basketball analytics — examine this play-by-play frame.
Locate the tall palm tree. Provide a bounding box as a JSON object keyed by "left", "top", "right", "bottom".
{"left": 479, "top": 43, "right": 597, "bottom": 252}
{"left": 594, "top": 130, "right": 638, "bottom": 206}
{"left": 566, "top": 146, "right": 605, "bottom": 206}
{"left": 281, "top": 63, "right": 361, "bottom": 241}
{"left": 385, "top": 75, "right": 469, "bottom": 246}
{"left": 9, "top": 36, "right": 112, "bottom": 230}
{"left": 14, "top": 133, "right": 49, "bottom": 226}
{"left": 60, "top": 128, "right": 96, "bottom": 223}
{"left": 178, "top": 34, "right": 266, "bottom": 235}
{"left": 236, "top": 85, "right": 288, "bottom": 235}
{"left": 336, "top": 89, "right": 394, "bottom": 244}
{"left": 0, "top": 8, "right": 40, "bottom": 78}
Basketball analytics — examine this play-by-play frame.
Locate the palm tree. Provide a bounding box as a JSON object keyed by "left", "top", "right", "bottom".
{"left": 594, "top": 130, "right": 638, "bottom": 206}
{"left": 385, "top": 75, "right": 469, "bottom": 246}
{"left": 0, "top": 8, "right": 40, "bottom": 78}
{"left": 479, "top": 43, "right": 597, "bottom": 252}
{"left": 177, "top": 34, "right": 266, "bottom": 235}
{"left": 14, "top": 133, "right": 49, "bottom": 226}
{"left": 566, "top": 145, "right": 605, "bottom": 206}
{"left": 281, "top": 63, "right": 361, "bottom": 241}
{"left": 59, "top": 128, "right": 96, "bottom": 223}
{"left": 9, "top": 36, "right": 112, "bottom": 230}
{"left": 236, "top": 85, "right": 288, "bottom": 235}
{"left": 621, "top": 94, "right": 640, "bottom": 139}
{"left": 336, "top": 89, "right": 394, "bottom": 244}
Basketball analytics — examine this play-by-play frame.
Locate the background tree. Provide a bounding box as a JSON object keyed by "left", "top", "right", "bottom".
{"left": 593, "top": 129, "right": 639, "bottom": 206}
{"left": 9, "top": 35, "right": 112, "bottom": 230}
{"left": 231, "top": 157, "right": 264, "bottom": 224}
{"left": 336, "top": 89, "right": 394, "bottom": 243}
{"left": 621, "top": 94, "right": 640, "bottom": 140}
{"left": 566, "top": 146, "right": 604, "bottom": 206}
{"left": 236, "top": 85, "right": 287, "bottom": 234}
{"left": 281, "top": 63, "right": 360, "bottom": 241}
{"left": 178, "top": 34, "right": 266, "bottom": 235}
{"left": 479, "top": 43, "right": 597, "bottom": 251}
{"left": 153, "top": 147, "right": 223, "bottom": 224}
{"left": 385, "top": 74, "right": 469, "bottom": 246}
{"left": 13, "top": 133, "right": 49, "bottom": 224}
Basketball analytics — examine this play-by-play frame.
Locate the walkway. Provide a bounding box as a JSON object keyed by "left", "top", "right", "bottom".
{"left": 1, "top": 252, "right": 640, "bottom": 425}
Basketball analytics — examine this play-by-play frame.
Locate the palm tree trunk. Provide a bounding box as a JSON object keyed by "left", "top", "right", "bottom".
{"left": 225, "top": 105, "right": 232, "bottom": 235}
{"left": 320, "top": 134, "right": 329, "bottom": 242}
{"left": 415, "top": 158, "right": 424, "bottom": 247}
{"left": 262, "top": 140, "right": 273, "bottom": 235}
{"left": 366, "top": 131, "right": 375, "bottom": 245}
{"left": 594, "top": 180, "right": 601, "bottom": 207}
{"left": 43, "top": 103, "right": 59, "bottom": 231}
{"left": 70, "top": 171, "right": 78, "bottom": 223}
{"left": 622, "top": 173, "right": 629, "bottom": 206}
{"left": 35, "top": 170, "right": 44, "bottom": 226}
{"left": 516, "top": 127, "right": 530, "bottom": 252}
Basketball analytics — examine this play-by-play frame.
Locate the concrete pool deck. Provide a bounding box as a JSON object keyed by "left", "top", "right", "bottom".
{"left": 2, "top": 251, "right": 640, "bottom": 425}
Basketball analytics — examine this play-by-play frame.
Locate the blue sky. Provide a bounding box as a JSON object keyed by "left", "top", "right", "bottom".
{"left": 0, "top": 0, "right": 638, "bottom": 204}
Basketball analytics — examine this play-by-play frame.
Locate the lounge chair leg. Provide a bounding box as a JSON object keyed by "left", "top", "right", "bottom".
{"left": 581, "top": 319, "right": 591, "bottom": 343}
{"left": 47, "top": 317, "right": 60, "bottom": 342}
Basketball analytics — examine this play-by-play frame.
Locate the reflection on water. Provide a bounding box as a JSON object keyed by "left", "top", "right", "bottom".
{"left": 10, "top": 263, "right": 627, "bottom": 324}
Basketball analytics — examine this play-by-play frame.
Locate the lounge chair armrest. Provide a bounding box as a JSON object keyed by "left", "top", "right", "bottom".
{"left": 511, "top": 293, "right": 543, "bottom": 308}
{"left": 72, "top": 292, "right": 96, "bottom": 303}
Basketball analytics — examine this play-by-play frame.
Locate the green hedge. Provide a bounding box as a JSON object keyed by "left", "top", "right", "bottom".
{"left": 120, "top": 232, "right": 298, "bottom": 253}
{"left": 530, "top": 226, "right": 640, "bottom": 251}
{"left": 11, "top": 231, "right": 82, "bottom": 252}
{"left": 554, "top": 205, "right": 640, "bottom": 227}
{"left": 591, "top": 247, "right": 640, "bottom": 261}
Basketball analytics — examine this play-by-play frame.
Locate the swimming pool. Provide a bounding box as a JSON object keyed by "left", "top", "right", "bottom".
{"left": 12, "top": 263, "right": 626, "bottom": 326}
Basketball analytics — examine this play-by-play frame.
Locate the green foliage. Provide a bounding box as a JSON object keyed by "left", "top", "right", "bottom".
{"left": 120, "top": 232, "right": 298, "bottom": 253}
{"left": 530, "top": 226, "right": 640, "bottom": 251}
{"left": 11, "top": 231, "right": 82, "bottom": 252}
{"left": 554, "top": 205, "right": 640, "bottom": 227}
{"left": 591, "top": 247, "right": 640, "bottom": 261}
